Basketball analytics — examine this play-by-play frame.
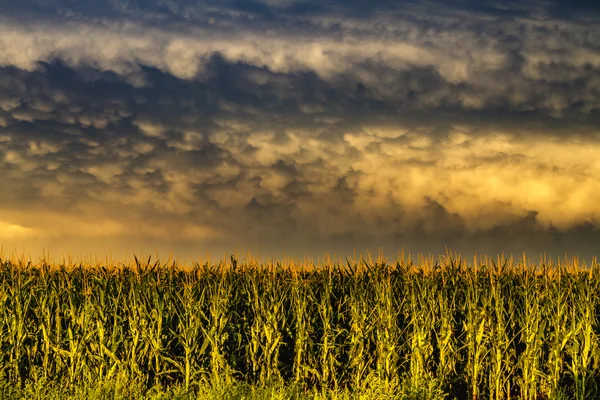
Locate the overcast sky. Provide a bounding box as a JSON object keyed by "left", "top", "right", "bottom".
{"left": 1, "top": 0, "right": 599, "bottom": 262}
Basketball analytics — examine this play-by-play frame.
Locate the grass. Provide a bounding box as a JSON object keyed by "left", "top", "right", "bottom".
{"left": 0, "top": 251, "right": 598, "bottom": 399}
{"left": 0, "top": 371, "right": 446, "bottom": 399}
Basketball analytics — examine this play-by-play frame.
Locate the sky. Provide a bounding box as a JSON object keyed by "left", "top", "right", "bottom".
{"left": 0, "top": 0, "right": 599, "bottom": 263}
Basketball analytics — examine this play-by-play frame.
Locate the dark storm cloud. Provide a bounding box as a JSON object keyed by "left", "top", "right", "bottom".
{"left": 0, "top": 0, "right": 599, "bottom": 260}
{"left": 5, "top": 0, "right": 600, "bottom": 20}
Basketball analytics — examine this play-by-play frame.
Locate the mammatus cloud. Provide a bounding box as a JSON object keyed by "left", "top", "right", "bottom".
{"left": 0, "top": 0, "right": 599, "bottom": 260}
{"left": 2, "top": 6, "right": 600, "bottom": 112}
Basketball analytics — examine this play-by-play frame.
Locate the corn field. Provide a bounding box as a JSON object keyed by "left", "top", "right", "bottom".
{"left": 0, "top": 253, "right": 599, "bottom": 399}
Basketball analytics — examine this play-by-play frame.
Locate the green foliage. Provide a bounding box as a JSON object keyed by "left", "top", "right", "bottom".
{"left": 0, "top": 253, "right": 598, "bottom": 399}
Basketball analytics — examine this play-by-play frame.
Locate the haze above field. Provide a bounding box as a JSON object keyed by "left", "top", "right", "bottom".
{"left": 0, "top": 0, "right": 599, "bottom": 261}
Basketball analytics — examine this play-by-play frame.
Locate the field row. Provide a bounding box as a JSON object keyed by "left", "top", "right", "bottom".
{"left": 0, "top": 255, "right": 598, "bottom": 399}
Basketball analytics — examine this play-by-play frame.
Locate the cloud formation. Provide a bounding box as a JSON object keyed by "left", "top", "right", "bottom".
{"left": 0, "top": 0, "right": 599, "bottom": 260}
